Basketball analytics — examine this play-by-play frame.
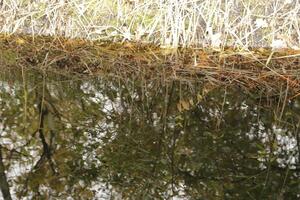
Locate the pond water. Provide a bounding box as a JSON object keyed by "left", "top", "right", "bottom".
{"left": 0, "top": 67, "right": 299, "bottom": 199}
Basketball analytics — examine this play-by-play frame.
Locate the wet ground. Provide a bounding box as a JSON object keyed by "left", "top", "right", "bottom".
{"left": 0, "top": 35, "right": 300, "bottom": 199}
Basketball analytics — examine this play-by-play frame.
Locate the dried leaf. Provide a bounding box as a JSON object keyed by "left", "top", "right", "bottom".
{"left": 181, "top": 100, "right": 189, "bottom": 110}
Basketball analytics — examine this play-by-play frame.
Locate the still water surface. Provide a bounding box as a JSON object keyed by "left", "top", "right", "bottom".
{"left": 0, "top": 68, "right": 299, "bottom": 199}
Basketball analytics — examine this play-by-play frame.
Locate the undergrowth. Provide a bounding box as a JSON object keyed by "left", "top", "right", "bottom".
{"left": 1, "top": 34, "right": 300, "bottom": 98}
{"left": 0, "top": 0, "right": 299, "bottom": 49}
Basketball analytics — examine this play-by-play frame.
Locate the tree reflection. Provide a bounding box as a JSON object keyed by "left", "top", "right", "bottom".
{"left": 0, "top": 68, "right": 299, "bottom": 199}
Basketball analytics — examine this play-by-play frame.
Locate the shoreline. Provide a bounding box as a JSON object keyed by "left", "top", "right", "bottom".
{"left": 0, "top": 33, "right": 300, "bottom": 96}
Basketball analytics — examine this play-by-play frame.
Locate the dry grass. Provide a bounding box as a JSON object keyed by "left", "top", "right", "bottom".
{"left": 1, "top": 34, "right": 300, "bottom": 98}
{"left": 0, "top": 0, "right": 299, "bottom": 49}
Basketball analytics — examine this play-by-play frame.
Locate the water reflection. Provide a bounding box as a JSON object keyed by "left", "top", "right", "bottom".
{"left": 0, "top": 68, "right": 299, "bottom": 199}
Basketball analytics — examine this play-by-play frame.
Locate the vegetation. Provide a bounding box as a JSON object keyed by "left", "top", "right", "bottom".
{"left": 1, "top": 34, "right": 300, "bottom": 96}
{"left": 0, "top": 0, "right": 299, "bottom": 49}
{"left": 1, "top": 1, "right": 300, "bottom": 199}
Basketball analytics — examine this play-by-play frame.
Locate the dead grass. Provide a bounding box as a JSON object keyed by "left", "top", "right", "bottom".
{"left": 1, "top": 34, "right": 300, "bottom": 98}
{"left": 0, "top": 0, "right": 299, "bottom": 49}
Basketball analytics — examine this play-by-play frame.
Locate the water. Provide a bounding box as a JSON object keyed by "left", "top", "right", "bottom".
{"left": 0, "top": 67, "right": 299, "bottom": 199}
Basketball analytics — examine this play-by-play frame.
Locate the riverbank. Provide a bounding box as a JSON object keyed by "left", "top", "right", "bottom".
{"left": 1, "top": 34, "right": 300, "bottom": 97}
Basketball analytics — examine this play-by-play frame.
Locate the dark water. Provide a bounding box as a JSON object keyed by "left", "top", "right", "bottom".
{"left": 0, "top": 68, "right": 299, "bottom": 199}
